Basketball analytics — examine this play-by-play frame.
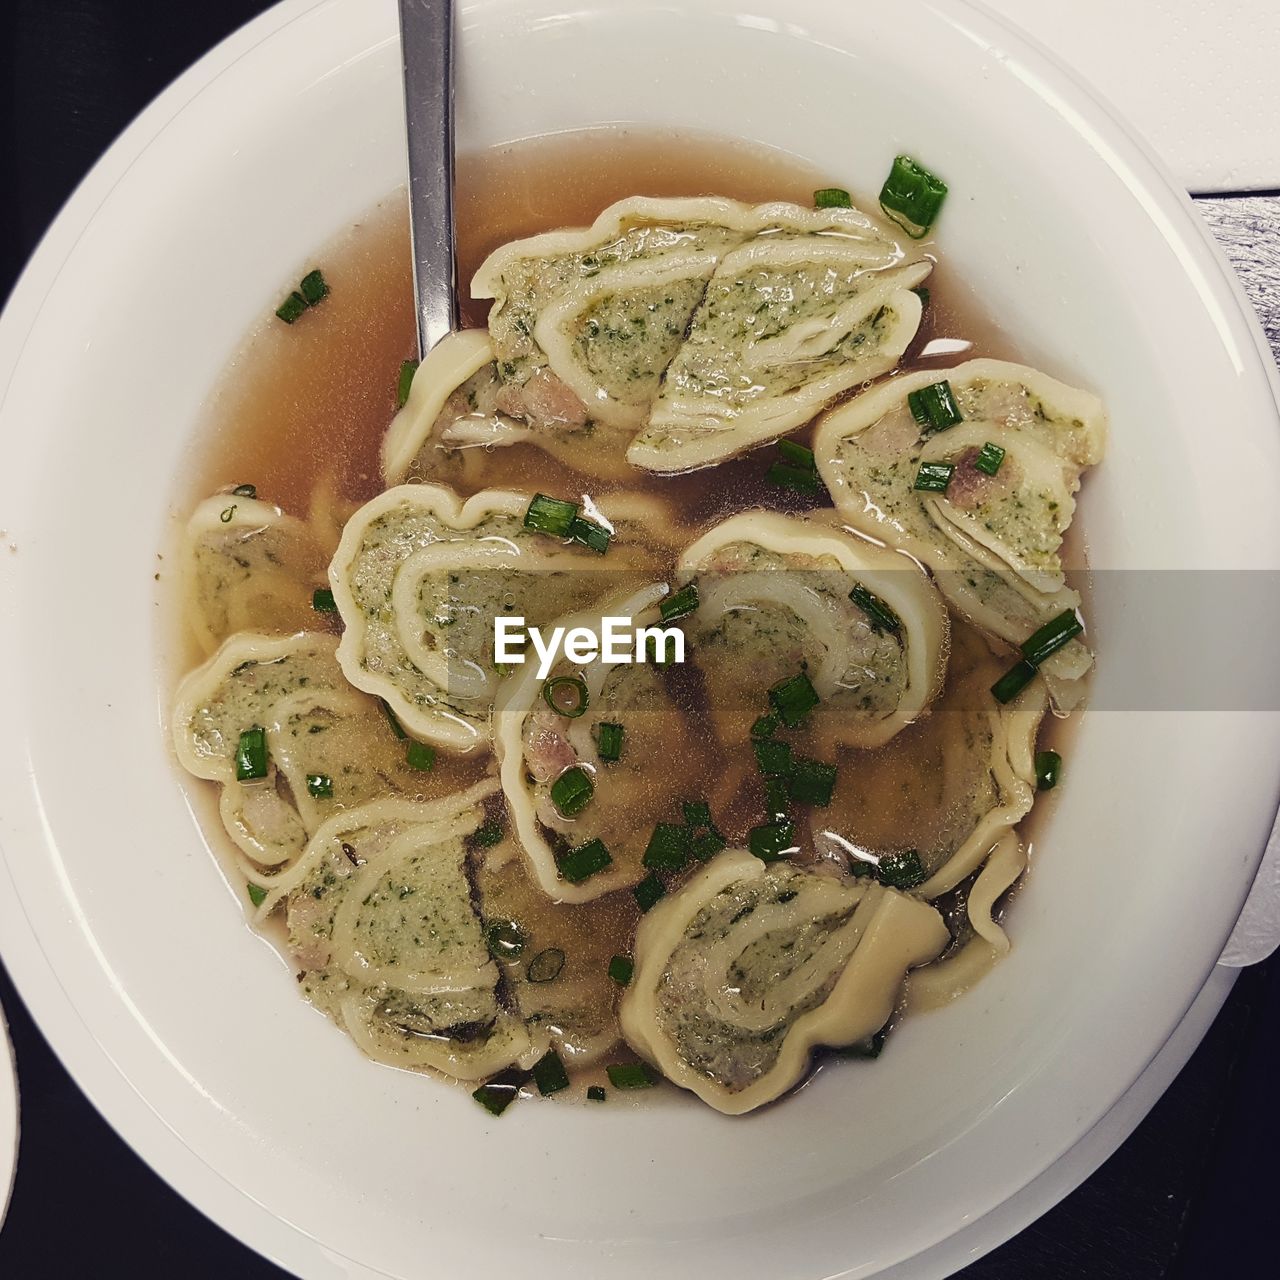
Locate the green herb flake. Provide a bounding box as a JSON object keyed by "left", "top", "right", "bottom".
{"left": 607, "top": 954, "right": 634, "bottom": 986}
{"left": 633, "top": 873, "right": 666, "bottom": 913}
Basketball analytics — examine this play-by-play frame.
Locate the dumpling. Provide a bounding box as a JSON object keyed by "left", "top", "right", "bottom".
{"left": 494, "top": 582, "right": 722, "bottom": 903}
{"left": 813, "top": 359, "right": 1106, "bottom": 706}
{"left": 472, "top": 196, "right": 930, "bottom": 471}
{"left": 267, "top": 785, "right": 536, "bottom": 1081}
{"left": 811, "top": 626, "right": 1047, "bottom": 935}
{"left": 629, "top": 218, "right": 930, "bottom": 471}
{"left": 474, "top": 838, "right": 628, "bottom": 1068}
{"left": 678, "top": 511, "right": 947, "bottom": 751}
{"left": 171, "top": 631, "right": 464, "bottom": 898}
{"left": 382, "top": 329, "right": 530, "bottom": 486}
{"left": 182, "top": 493, "right": 327, "bottom": 655}
{"left": 328, "top": 484, "right": 668, "bottom": 752}
{"left": 619, "top": 851, "right": 949, "bottom": 1113}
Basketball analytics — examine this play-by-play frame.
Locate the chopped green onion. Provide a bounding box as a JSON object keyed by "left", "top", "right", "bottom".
{"left": 312, "top": 587, "right": 337, "bottom": 612}
{"left": 550, "top": 765, "right": 594, "bottom": 818}
{"left": 690, "top": 825, "right": 727, "bottom": 861}
{"left": 660, "top": 582, "right": 700, "bottom": 622}
{"left": 542, "top": 676, "right": 589, "bottom": 718}
{"left": 524, "top": 493, "right": 578, "bottom": 537}
{"left": 682, "top": 800, "right": 712, "bottom": 828}
{"left": 974, "top": 442, "right": 1006, "bottom": 476}
{"left": 643, "top": 823, "right": 690, "bottom": 872}
{"left": 596, "top": 722, "right": 624, "bottom": 762}
{"left": 381, "top": 699, "right": 407, "bottom": 740}
{"left": 247, "top": 882, "right": 267, "bottom": 908}
{"left": 396, "top": 358, "right": 419, "bottom": 409}
{"left": 586, "top": 1085, "right": 607, "bottom": 1102}
{"left": 849, "top": 583, "right": 901, "bottom": 634}
{"left": 231, "top": 483, "right": 257, "bottom": 498}
{"left": 306, "top": 773, "right": 333, "bottom": 799}
{"left": 406, "top": 741, "right": 436, "bottom": 771}
{"left": 608, "top": 954, "right": 634, "bottom": 986}
{"left": 219, "top": 505, "right": 236, "bottom": 523}
{"left": 749, "top": 819, "right": 796, "bottom": 863}
{"left": 299, "top": 269, "right": 329, "bottom": 306}
{"left": 472, "top": 817, "right": 505, "bottom": 848}
{"left": 485, "top": 920, "right": 526, "bottom": 960}
{"left": 814, "top": 187, "right": 853, "bottom": 209}
{"left": 275, "top": 291, "right": 307, "bottom": 324}
{"left": 526, "top": 948, "right": 566, "bottom": 984}
{"left": 912, "top": 286, "right": 930, "bottom": 309}
{"left": 766, "top": 462, "right": 822, "bottom": 494}
{"left": 769, "top": 670, "right": 819, "bottom": 728}
{"left": 849, "top": 857, "right": 877, "bottom": 879}
{"left": 569, "top": 514, "right": 612, "bottom": 554}
{"left": 991, "top": 659, "right": 1038, "bottom": 704}
{"left": 777, "top": 438, "right": 817, "bottom": 471}
{"left": 558, "top": 838, "right": 612, "bottom": 884}
{"left": 532, "top": 1049, "right": 570, "bottom": 1096}
{"left": 877, "top": 849, "right": 925, "bottom": 889}
{"left": 751, "top": 713, "right": 779, "bottom": 739}
{"left": 1035, "top": 750, "right": 1062, "bottom": 791}
{"left": 907, "top": 380, "right": 963, "bottom": 434}
{"left": 879, "top": 155, "right": 948, "bottom": 238}
{"left": 763, "top": 776, "right": 791, "bottom": 819}
{"left": 788, "top": 757, "right": 837, "bottom": 807}
{"left": 472, "top": 1080, "right": 520, "bottom": 1116}
{"left": 1020, "top": 610, "right": 1084, "bottom": 667}
{"left": 913, "top": 461, "right": 954, "bottom": 493}
{"left": 607, "top": 1063, "right": 656, "bottom": 1089}
{"left": 234, "top": 726, "right": 268, "bottom": 781}
{"left": 633, "top": 873, "right": 666, "bottom": 912}
{"left": 754, "top": 737, "right": 793, "bottom": 777}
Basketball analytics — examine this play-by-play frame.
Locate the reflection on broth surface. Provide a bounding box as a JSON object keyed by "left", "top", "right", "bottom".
{"left": 168, "top": 129, "right": 1096, "bottom": 1114}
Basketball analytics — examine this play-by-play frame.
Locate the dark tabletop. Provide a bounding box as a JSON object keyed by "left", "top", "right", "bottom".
{"left": 2, "top": 3, "right": 1279, "bottom": 1276}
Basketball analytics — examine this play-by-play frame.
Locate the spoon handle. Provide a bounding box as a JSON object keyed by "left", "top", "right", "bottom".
{"left": 398, "top": 0, "right": 460, "bottom": 357}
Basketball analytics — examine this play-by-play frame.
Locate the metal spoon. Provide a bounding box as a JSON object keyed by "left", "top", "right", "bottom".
{"left": 398, "top": 0, "right": 460, "bottom": 358}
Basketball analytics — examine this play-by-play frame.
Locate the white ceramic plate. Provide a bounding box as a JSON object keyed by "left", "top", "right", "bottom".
{"left": 0, "top": 1005, "right": 16, "bottom": 1229}
{"left": 1, "top": 2, "right": 1279, "bottom": 1278}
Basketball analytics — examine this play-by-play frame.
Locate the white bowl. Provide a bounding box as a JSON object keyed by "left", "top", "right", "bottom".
{"left": 1, "top": 1, "right": 1278, "bottom": 1277}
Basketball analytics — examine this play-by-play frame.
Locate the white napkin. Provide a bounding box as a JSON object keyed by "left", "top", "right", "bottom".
{"left": 982, "top": 0, "right": 1280, "bottom": 192}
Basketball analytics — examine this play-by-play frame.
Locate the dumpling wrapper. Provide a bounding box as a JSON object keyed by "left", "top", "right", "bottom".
{"left": 495, "top": 582, "right": 719, "bottom": 903}
{"left": 182, "top": 494, "right": 327, "bottom": 655}
{"left": 620, "top": 851, "right": 949, "bottom": 1113}
{"left": 679, "top": 511, "right": 947, "bottom": 751}
{"left": 328, "top": 484, "right": 668, "bottom": 752}
{"left": 171, "top": 631, "right": 463, "bottom": 896}
{"left": 270, "top": 785, "right": 537, "bottom": 1081}
{"left": 629, "top": 223, "right": 930, "bottom": 471}
{"left": 814, "top": 359, "right": 1106, "bottom": 708}
{"left": 472, "top": 196, "right": 929, "bottom": 469}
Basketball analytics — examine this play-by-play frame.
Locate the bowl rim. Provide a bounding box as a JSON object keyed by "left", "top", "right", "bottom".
{"left": 0, "top": 1, "right": 1278, "bottom": 1277}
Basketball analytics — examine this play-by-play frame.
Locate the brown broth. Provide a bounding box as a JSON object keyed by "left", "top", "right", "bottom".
{"left": 170, "top": 127, "right": 1081, "bottom": 1097}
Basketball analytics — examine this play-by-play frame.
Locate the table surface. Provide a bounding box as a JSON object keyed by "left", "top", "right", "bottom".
{"left": 2, "top": 3, "right": 1280, "bottom": 1277}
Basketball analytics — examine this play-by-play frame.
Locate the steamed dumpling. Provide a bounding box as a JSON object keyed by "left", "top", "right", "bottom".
{"left": 813, "top": 359, "right": 1106, "bottom": 707}
{"left": 619, "top": 851, "right": 949, "bottom": 1113}
{"left": 328, "top": 485, "right": 667, "bottom": 752}
{"left": 472, "top": 196, "right": 930, "bottom": 470}
{"left": 268, "top": 785, "right": 536, "bottom": 1081}
{"left": 494, "top": 583, "right": 721, "bottom": 903}
{"left": 381, "top": 329, "right": 528, "bottom": 485}
{"left": 171, "top": 631, "right": 463, "bottom": 896}
{"left": 183, "top": 493, "right": 327, "bottom": 654}
{"left": 629, "top": 224, "right": 929, "bottom": 471}
{"left": 678, "top": 511, "right": 947, "bottom": 751}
